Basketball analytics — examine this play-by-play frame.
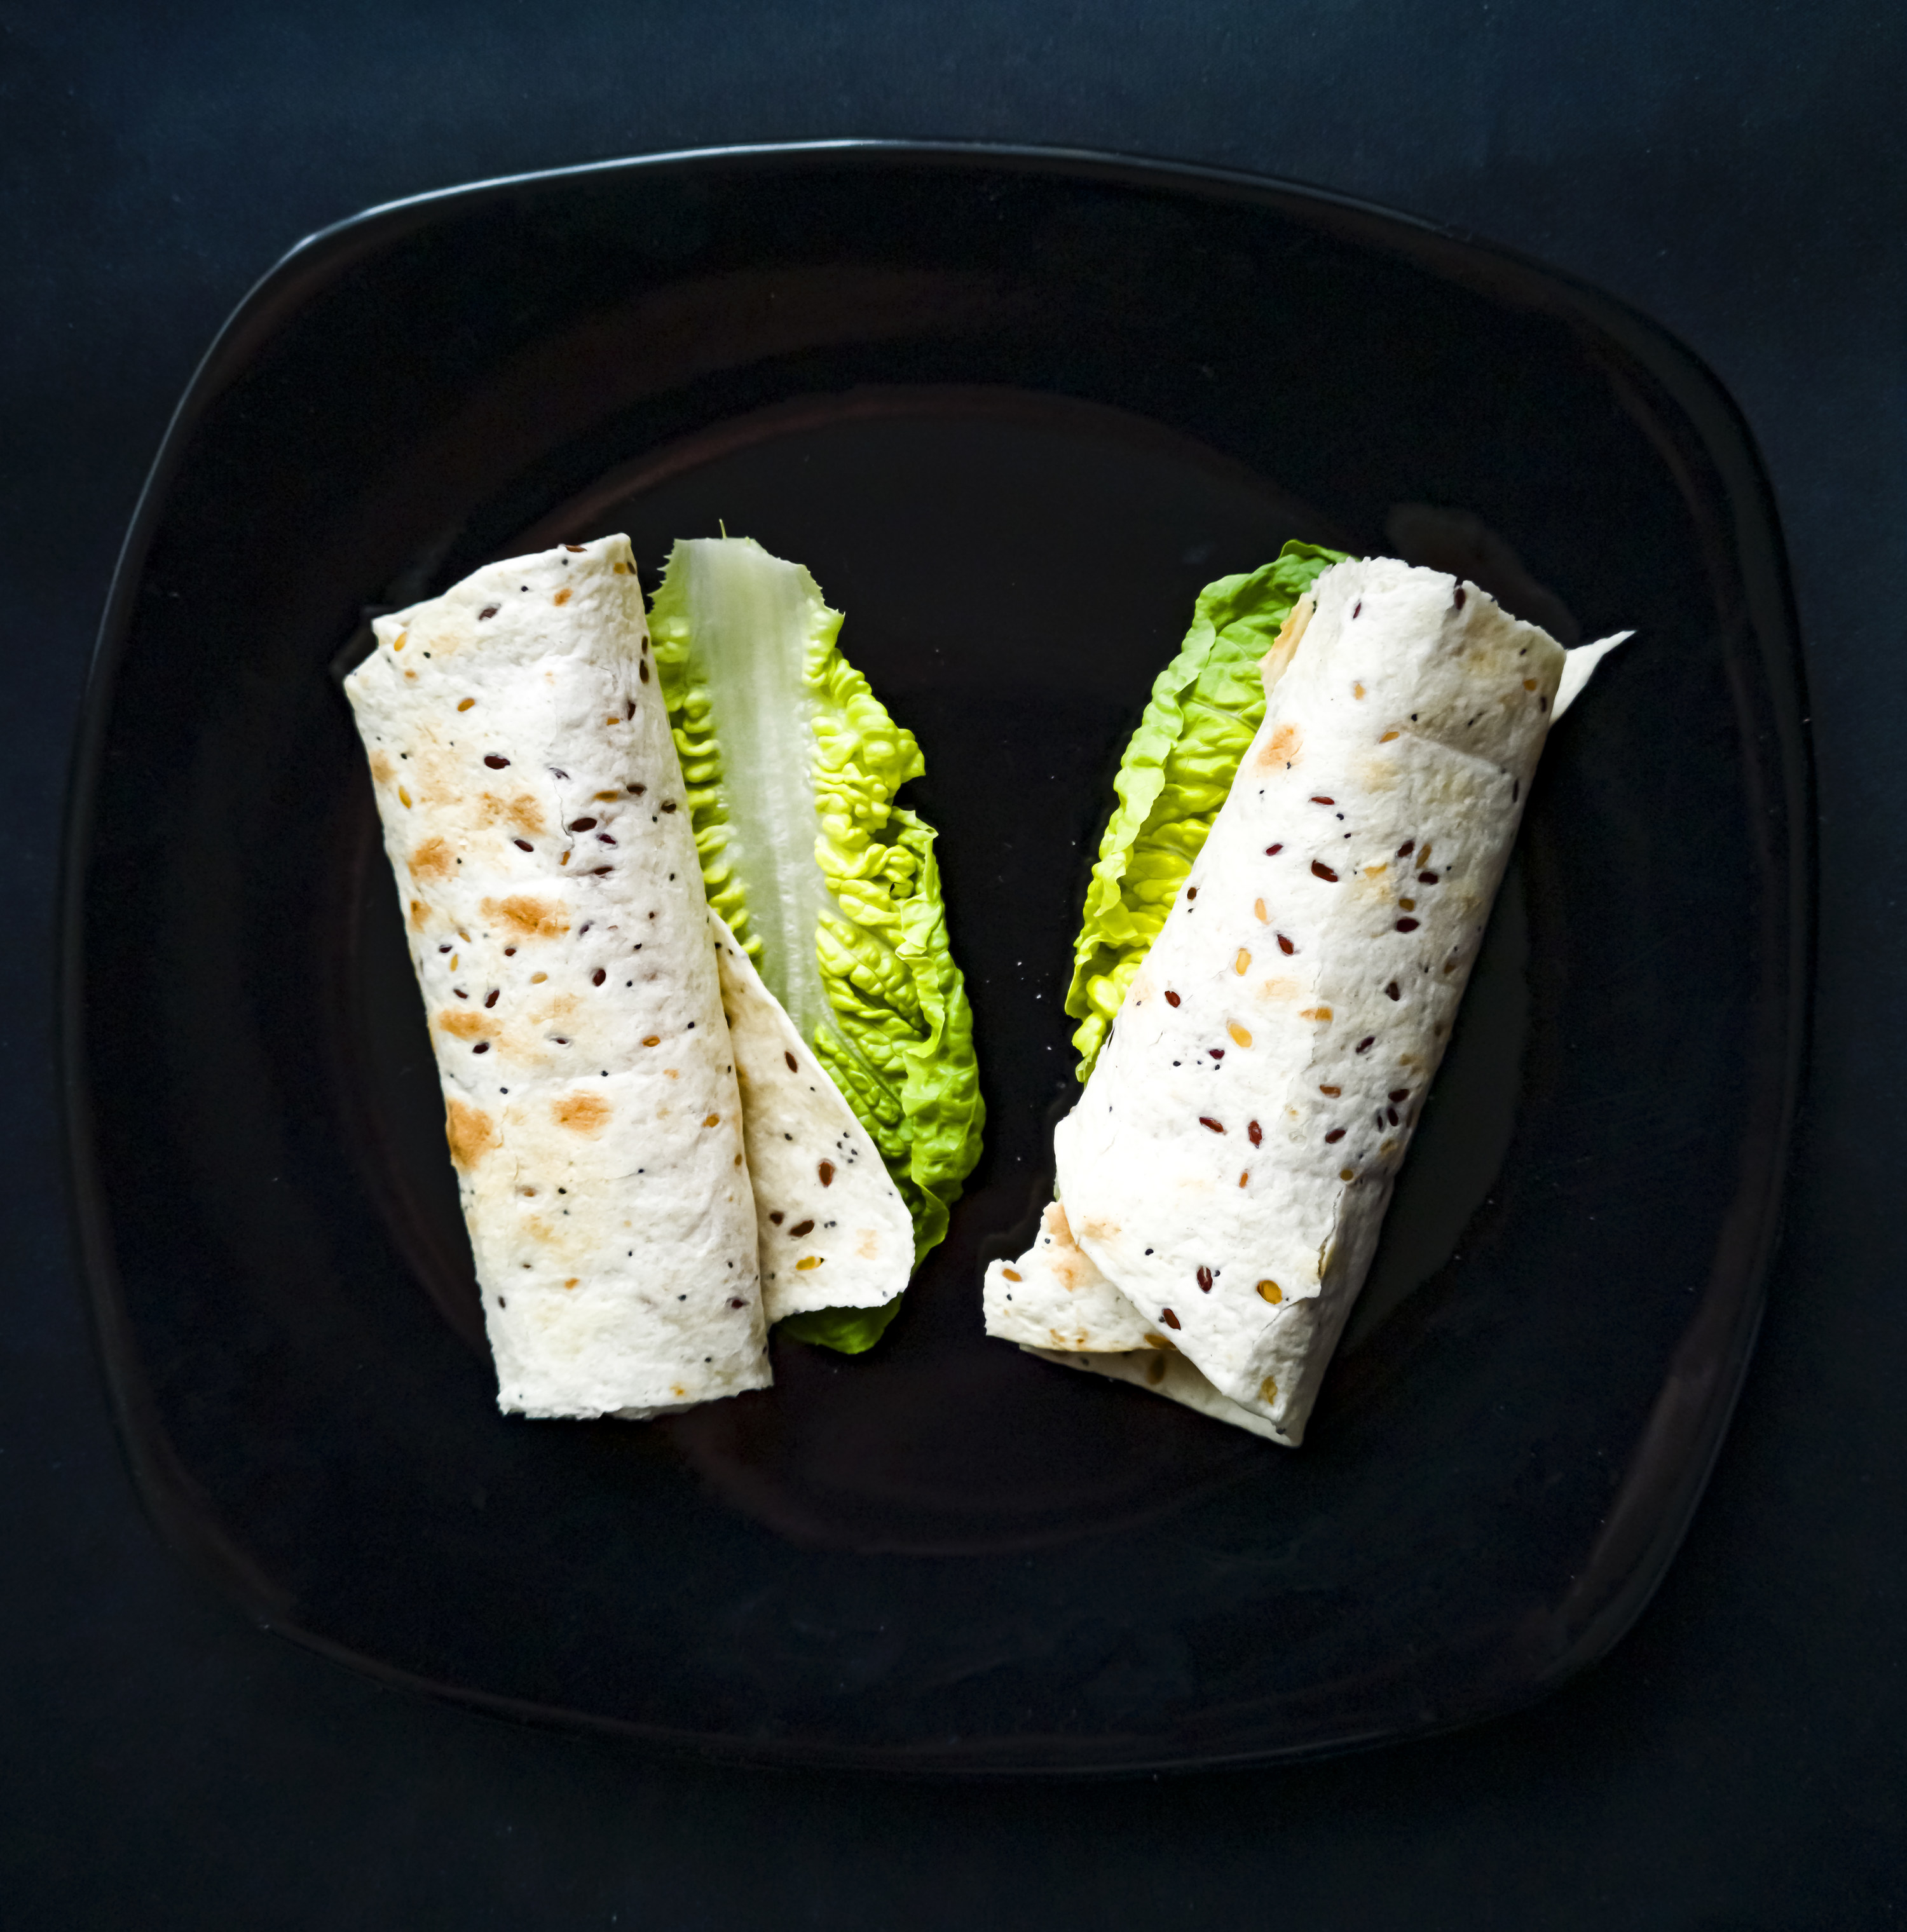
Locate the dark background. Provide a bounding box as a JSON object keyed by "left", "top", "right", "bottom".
{"left": 4, "top": 2, "right": 1902, "bottom": 1924}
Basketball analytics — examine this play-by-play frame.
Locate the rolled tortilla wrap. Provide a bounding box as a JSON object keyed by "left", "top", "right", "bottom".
{"left": 1047, "top": 557, "right": 1606, "bottom": 1445}
{"left": 711, "top": 911, "right": 914, "bottom": 1323}
{"left": 344, "top": 534, "right": 770, "bottom": 1418}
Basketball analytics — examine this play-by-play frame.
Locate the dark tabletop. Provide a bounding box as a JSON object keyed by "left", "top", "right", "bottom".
{"left": 5, "top": 3, "right": 1903, "bottom": 1924}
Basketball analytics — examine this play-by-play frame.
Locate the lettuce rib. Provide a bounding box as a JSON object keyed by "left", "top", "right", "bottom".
{"left": 1066, "top": 541, "right": 1349, "bottom": 1077}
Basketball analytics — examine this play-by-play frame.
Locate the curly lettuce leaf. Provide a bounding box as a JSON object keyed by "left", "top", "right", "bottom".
{"left": 1066, "top": 541, "right": 1349, "bottom": 1077}
{"left": 650, "top": 537, "right": 984, "bottom": 1346}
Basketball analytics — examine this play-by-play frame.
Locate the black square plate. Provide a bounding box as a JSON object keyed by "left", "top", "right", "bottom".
{"left": 64, "top": 142, "right": 1808, "bottom": 1773}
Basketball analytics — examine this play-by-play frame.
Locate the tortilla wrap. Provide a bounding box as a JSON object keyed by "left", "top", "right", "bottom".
{"left": 999, "top": 557, "right": 1622, "bottom": 1444}
{"left": 712, "top": 911, "right": 914, "bottom": 1321}
{"left": 345, "top": 534, "right": 770, "bottom": 1418}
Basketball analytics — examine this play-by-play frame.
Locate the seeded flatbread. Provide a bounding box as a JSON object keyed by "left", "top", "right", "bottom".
{"left": 344, "top": 534, "right": 770, "bottom": 1419}
{"left": 711, "top": 911, "right": 914, "bottom": 1321}
{"left": 982, "top": 1202, "right": 1155, "bottom": 1352}
{"left": 1048, "top": 557, "right": 1618, "bottom": 1445}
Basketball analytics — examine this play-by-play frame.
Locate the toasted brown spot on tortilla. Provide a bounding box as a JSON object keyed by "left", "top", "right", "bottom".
{"left": 409, "top": 836, "right": 454, "bottom": 883}
{"left": 437, "top": 1009, "right": 493, "bottom": 1041}
{"left": 476, "top": 791, "right": 545, "bottom": 834}
{"left": 1258, "top": 721, "right": 1302, "bottom": 768}
{"left": 482, "top": 894, "right": 568, "bottom": 940}
{"left": 444, "top": 1099, "right": 498, "bottom": 1170}
{"left": 369, "top": 752, "right": 395, "bottom": 786}
{"left": 553, "top": 1091, "right": 612, "bottom": 1136}
{"left": 408, "top": 899, "right": 428, "bottom": 931}
{"left": 553, "top": 587, "right": 573, "bottom": 606}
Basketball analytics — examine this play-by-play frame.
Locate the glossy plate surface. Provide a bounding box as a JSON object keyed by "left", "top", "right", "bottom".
{"left": 65, "top": 142, "right": 1809, "bottom": 1772}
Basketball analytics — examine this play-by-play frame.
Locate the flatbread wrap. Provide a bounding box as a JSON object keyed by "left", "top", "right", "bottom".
{"left": 988, "top": 552, "right": 1625, "bottom": 1445}
{"left": 345, "top": 534, "right": 770, "bottom": 1418}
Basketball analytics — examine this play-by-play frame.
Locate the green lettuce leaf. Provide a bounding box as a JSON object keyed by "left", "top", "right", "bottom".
{"left": 650, "top": 537, "right": 984, "bottom": 1348}
{"left": 1066, "top": 541, "right": 1350, "bottom": 1077}
{"left": 774, "top": 1298, "right": 902, "bottom": 1354}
